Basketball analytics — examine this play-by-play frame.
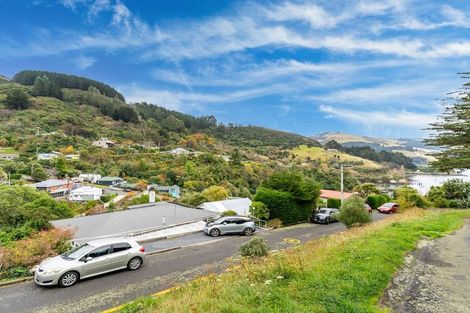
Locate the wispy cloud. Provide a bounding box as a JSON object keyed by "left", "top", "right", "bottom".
{"left": 319, "top": 105, "right": 438, "bottom": 128}
{"left": 73, "top": 55, "right": 96, "bottom": 69}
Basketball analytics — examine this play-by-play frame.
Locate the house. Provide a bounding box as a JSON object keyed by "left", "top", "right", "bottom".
{"left": 65, "top": 154, "right": 80, "bottom": 160}
{"left": 78, "top": 173, "right": 102, "bottom": 184}
{"left": 169, "top": 147, "right": 191, "bottom": 155}
{"left": 37, "top": 151, "right": 61, "bottom": 160}
{"left": 0, "top": 153, "right": 19, "bottom": 160}
{"left": 198, "top": 198, "right": 252, "bottom": 216}
{"left": 68, "top": 186, "right": 102, "bottom": 201}
{"left": 148, "top": 184, "right": 181, "bottom": 198}
{"left": 33, "top": 179, "right": 74, "bottom": 198}
{"left": 51, "top": 202, "right": 218, "bottom": 245}
{"left": 92, "top": 138, "right": 115, "bottom": 149}
{"left": 96, "top": 176, "right": 125, "bottom": 186}
{"left": 319, "top": 189, "right": 353, "bottom": 201}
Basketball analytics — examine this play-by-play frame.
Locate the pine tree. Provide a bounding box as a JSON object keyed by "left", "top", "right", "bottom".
{"left": 426, "top": 73, "right": 470, "bottom": 171}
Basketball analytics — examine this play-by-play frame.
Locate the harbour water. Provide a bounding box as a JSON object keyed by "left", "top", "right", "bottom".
{"left": 409, "top": 170, "right": 470, "bottom": 195}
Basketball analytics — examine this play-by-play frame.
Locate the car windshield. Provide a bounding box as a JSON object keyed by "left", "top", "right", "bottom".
{"left": 214, "top": 217, "right": 227, "bottom": 224}
{"left": 383, "top": 203, "right": 394, "bottom": 208}
{"left": 62, "top": 243, "right": 95, "bottom": 260}
{"left": 318, "top": 209, "right": 329, "bottom": 214}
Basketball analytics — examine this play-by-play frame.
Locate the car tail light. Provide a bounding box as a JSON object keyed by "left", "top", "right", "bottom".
{"left": 139, "top": 246, "right": 145, "bottom": 253}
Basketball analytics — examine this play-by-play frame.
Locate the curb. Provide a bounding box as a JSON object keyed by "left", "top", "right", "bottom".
{"left": 146, "top": 246, "right": 181, "bottom": 256}
{"left": 138, "top": 230, "right": 203, "bottom": 244}
{"left": 0, "top": 276, "right": 33, "bottom": 287}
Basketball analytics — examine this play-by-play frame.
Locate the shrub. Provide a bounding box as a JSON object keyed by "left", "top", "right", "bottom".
{"left": 327, "top": 198, "right": 341, "bottom": 209}
{"left": 266, "top": 218, "right": 283, "bottom": 229}
{"left": 426, "top": 186, "right": 450, "bottom": 208}
{"left": 239, "top": 237, "right": 270, "bottom": 258}
{"left": 221, "top": 210, "right": 237, "bottom": 216}
{"left": 394, "top": 187, "right": 429, "bottom": 210}
{"left": 249, "top": 201, "right": 269, "bottom": 220}
{"left": 0, "top": 228, "right": 73, "bottom": 271}
{"left": 338, "top": 196, "right": 371, "bottom": 228}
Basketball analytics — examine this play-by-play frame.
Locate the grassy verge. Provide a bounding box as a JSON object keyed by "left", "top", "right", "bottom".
{"left": 117, "top": 209, "right": 470, "bottom": 313}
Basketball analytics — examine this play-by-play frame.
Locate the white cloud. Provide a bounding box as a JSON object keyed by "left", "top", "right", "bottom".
{"left": 73, "top": 55, "right": 96, "bottom": 69}
{"left": 319, "top": 105, "right": 437, "bottom": 128}
{"left": 120, "top": 83, "right": 296, "bottom": 110}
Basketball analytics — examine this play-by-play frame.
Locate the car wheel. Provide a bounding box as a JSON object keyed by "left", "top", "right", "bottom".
{"left": 59, "top": 271, "right": 79, "bottom": 287}
{"left": 210, "top": 228, "right": 220, "bottom": 237}
{"left": 325, "top": 217, "right": 330, "bottom": 225}
{"left": 127, "top": 257, "right": 143, "bottom": 271}
{"left": 243, "top": 228, "right": 254, "bottom": 236}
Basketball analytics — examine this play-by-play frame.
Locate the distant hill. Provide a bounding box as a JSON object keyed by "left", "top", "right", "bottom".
{"left": 312, "top": 132, "right": 438, "bottom": 165}
{"left": 0, "top": 75, "right": 9, "bottom": 83}
{"left": 0, "top": 71, "right": 319, "bottom": 151}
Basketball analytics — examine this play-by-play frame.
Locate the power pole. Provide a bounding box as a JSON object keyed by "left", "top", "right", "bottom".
{"left": 340, "top": 164, "right": 344, "bottom": 204}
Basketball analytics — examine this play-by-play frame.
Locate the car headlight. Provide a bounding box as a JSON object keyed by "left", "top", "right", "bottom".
{"left": 43, "top": 268, "right": 63, "bottom": 275}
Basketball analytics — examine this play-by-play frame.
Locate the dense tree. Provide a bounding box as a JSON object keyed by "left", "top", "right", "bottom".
{"left": 354, "top": 183, "right": 380, "bottom": 198}
{"left": 425, "top": 75, "right": 470, "bottom": 170}
{"left": 201, "top": 185, "right": 230, "bottom": 201}
{"left": 343, "top": 146, "right": 416, "bottom": 170}
{"left": 254, "top": 171, "right": 320, "bottom": 224}
{"left": 32, "top": 75, "right": 63, "bottom": 99}
{"left": 13, "top": 70, "right": 125, "bottom": 101}
{"left": 324, "top": 140, "right": 343, "bottom": 150}
{"left": 5, "top": 88, "right": 30, "bottom": 110}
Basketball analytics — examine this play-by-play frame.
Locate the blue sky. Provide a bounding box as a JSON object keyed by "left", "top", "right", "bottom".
{"left": 1, "top": 0, "right": 469, "bottom": 138}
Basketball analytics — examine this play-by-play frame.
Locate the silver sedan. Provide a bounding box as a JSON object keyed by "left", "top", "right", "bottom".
{"left": 34, "top": 238, "right": 147, "bottom": 287}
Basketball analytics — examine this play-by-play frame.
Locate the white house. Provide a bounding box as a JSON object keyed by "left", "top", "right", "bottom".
{"left": 198, "top": 198, "right": 252, "bottom": 216}
{"left": 169, "top": 147, "right": 191, "bottom": 155}
{"left": 92, "top": 138, "right": 115, "bottom": 149}
{"left": 68, "top": 186, "right": 103, "bottom": 201}
{"left": 38, "top": 151, "right": 61, "bottom": 160}
{"left": 78, "top": 173, "right": 102, "bottom": 184}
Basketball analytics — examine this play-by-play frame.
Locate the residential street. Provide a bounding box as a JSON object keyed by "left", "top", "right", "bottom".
{"left": 0, "top": 213, "right": 387, "bottom": 313}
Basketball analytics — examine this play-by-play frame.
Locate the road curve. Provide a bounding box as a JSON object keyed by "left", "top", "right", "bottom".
{"left": 0, "top": 213, "right": 387, "bottom": 313}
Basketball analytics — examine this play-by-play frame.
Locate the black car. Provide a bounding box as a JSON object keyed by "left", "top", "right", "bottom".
{"left": 310, "top": 208, "right": 339, "bottom": 224}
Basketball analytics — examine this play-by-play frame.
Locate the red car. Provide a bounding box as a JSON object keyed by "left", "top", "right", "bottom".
{"left": 378, "top": 202, "right": 399, "bottom": 214}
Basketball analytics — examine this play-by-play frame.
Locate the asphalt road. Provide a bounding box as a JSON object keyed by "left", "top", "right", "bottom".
{"left": 0, "top": 212, "right": 387, "bottom": 313}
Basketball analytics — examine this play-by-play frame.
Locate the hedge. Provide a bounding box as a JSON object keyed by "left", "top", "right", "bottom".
{"left": 327, "top": 198, "right": 341, "bottom": 209}
{"left": 254, "top": 187, "right": 310, "bottom": 225}
{"left": 366, "top": 194, "right": 387, "bottom": 210}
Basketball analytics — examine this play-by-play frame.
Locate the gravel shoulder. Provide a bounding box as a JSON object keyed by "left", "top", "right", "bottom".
{"left": 382, "top": 218, "right": 470, "bottom": 313}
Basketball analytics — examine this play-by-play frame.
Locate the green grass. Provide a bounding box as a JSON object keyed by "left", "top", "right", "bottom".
{"left": 0, "top": 147, "right": 18, "bottom": 154}
{"left": 292, "top": 145, "right": 382, "bottom": 170}
{"left": 116, "top": 209, "right": 470, "bottom": 313}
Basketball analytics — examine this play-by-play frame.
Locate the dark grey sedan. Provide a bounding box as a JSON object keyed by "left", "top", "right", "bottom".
{"left": 310, "top": 208, "right": 340, "bottom": 224}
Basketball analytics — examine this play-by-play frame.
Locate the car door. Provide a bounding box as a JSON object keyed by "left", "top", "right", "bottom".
{"left": 109, "top": 242, "right": 132, "bottom": 269}
{"left": 81, "top": 245, "right": 111, "bottom": 277}
{"left": 220, "top": 218, "right": 237, "bottom": 234}
{"left": 234, "top": 218, "right": 248, "bottom": 233}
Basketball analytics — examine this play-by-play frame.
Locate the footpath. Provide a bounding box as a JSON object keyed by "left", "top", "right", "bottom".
{"left": 383, "top": 219, "right": 470, "bottom": 313}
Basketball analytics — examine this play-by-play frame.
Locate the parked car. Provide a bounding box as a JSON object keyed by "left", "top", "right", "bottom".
{"left": 204, "top": 216, "right": 256, "bottom": 237}
{"left": 34, "top": 238, "right": 146, "bottom": 287}
{"left": 378, "top": 202, "right": 399, "bottom": 214}
{"left": 310, "top": 208, "right": 339, "bottom": 224}
{"left": 364, "top": 203, "right": 372, "bottom": 214}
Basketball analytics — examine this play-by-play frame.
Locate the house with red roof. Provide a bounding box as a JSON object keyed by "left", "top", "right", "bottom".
{"left": 320, "top": 189, "right": 353, "bottom": 201}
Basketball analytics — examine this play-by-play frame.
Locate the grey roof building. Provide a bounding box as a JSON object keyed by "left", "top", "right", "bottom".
{"left": 51, "top": 202, "right": 217, "bottom": 242}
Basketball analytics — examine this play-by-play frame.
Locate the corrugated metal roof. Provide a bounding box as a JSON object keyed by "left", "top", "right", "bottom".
{"left": 34, "top": 179, "right": 70, "bottom": 188}
{"left": 198, "top": 198, "right": 252, "bottom": 216}
{"left": 51, "top": 202, "right": 217, "bottom": 240}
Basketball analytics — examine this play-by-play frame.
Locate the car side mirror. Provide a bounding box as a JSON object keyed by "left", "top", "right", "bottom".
{"left": 222, "top": 222, "right": 227, "bottom": 225}
{"left": 83, "top": 256, "right": 93, "bottom": 263}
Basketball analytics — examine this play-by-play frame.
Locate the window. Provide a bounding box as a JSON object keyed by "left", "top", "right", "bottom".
{"left": 112, "top": 243, "right": 131, "bottom": 253}
{"left": 236, "top": 219, "right": 247, "bottom": 224}
{"left": 225, "top": 218, "right": 236, "bottom": 224}
{"left": 88, "top": 245, "right": 110, "bottom": 258}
